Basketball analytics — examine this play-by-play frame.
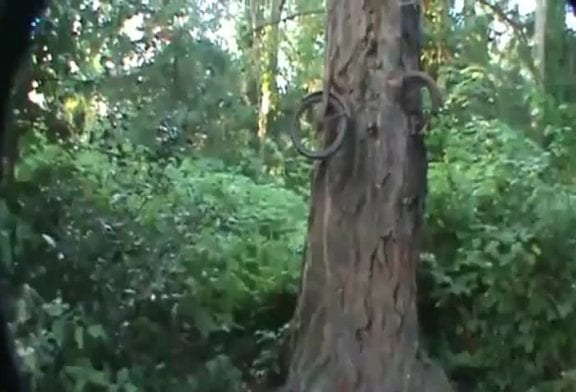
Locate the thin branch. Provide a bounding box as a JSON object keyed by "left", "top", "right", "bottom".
{"left": 476, "top": 0, "right": 539, "bottom": 81}
{"left": 477, "top": 0, "right": 528, "bottom": 43}
{"left": 252, "top": 9, "right": 324, "bottom": 32}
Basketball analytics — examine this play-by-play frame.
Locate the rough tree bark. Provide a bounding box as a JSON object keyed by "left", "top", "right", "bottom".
{"left": 283, "top": 0, "right": 451, "bottom": 391}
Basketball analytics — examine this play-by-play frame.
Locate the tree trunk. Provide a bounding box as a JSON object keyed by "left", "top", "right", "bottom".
{"left": 534, "top": 0, "right": 547, "bottom": 82}
{"left": 257, "top": 0, "right": 284, "bottom": 143}
{"left": 241, "top": 0, "right": 263, "bottom": 107}
{"left": 283, "top": 0, "right": 451, "bottom": 391}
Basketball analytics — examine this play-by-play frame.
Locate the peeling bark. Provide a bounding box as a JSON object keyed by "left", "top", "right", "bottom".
{"left": 283, "top": 0, "right": 451, "bottom": 391}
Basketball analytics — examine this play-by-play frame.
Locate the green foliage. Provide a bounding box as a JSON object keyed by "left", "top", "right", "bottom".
{"left": 418, "top": 64, "right": 576, "bottom": 390}
{"left": 3, "top": 139, "right": 305, "bottom": 390}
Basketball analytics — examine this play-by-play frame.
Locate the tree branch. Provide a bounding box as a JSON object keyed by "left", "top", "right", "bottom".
{"left": 476, "top": 0, "right": 539, "bottom": 81}
{"left": 253, "top": 9, "right": 324, "bottom": 32}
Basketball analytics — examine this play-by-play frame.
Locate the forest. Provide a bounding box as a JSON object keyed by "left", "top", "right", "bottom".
{"left": 1, "top": 0, "right": 576, "bottom": 391}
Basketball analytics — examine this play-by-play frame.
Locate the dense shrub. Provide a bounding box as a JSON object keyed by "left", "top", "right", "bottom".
{"left": 2, "top": 139, "right": 305, "bottom": 391}
{"left": 420, "top": 117, "right": 576, "bottom": 391}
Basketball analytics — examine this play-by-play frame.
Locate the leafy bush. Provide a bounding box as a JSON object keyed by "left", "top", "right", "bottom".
{"left": 2, "top": 138, "right": 305, "bottom": 391}
{"left": 420, "top": 116, "right": 576, "bottom": 391}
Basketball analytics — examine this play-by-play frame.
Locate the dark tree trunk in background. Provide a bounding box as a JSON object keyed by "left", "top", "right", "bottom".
{"left": 283, "top": 0, "right": 451, "bottom": 391}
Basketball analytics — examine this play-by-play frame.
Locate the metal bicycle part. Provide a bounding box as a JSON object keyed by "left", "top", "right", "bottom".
{"left": 290, "top": 91, "right": 351, "bottom": 159}
{"left": 401, "top": 71, "right": 443, "bottom": 133}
